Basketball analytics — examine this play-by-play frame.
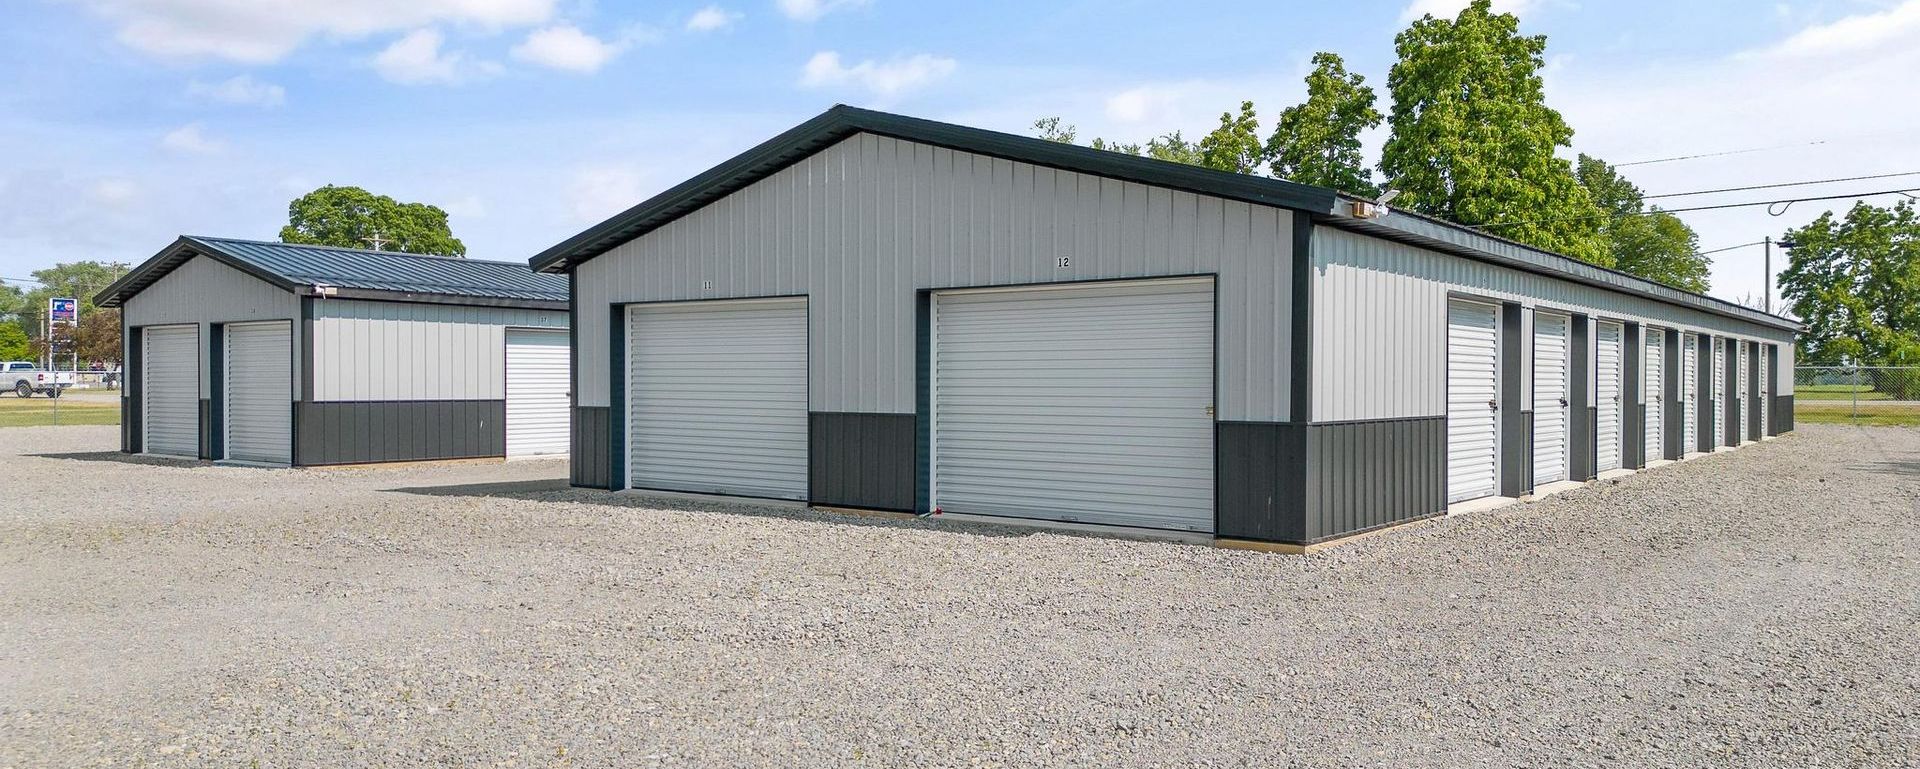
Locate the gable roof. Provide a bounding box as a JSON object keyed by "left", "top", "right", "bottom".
{"left": 528, "top": 105, "right": 1798, "bottom": 333}
{"left": 97, "top": 236, "right": 569, "bottom": 309}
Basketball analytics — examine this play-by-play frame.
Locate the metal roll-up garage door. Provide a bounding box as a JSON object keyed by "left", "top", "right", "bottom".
{"left": 1682, "top": 334, "right": 1699, "bottom": 454}
{"left": 143, "top": 325, "right": 199, "bottom": 458}
{"left": 1531, "top": 312, "right": 1570, "bottom": 487}
{"left": 1737, "top": 343, "right": 1750, "bottom": 443}
{"left": 1596, "top": 321, "right": 1624, "bottom": 472}
{"left": 506, "top": 328, "right": 570, "bottom": 457}
{"left": 626, "top": 298, "right": 808, "bottom": 500}
{"left": 1446, "top": 299, "right": 1499, "bottom": 503}
{"left": 225, "top": 321, "right": 292, "bottom": 465}
{"left": 1758, "top": 346, "right": 1770, "bottom": 436}
{"left": 932, "top": 279, "right": 1214, "bottom": 532}
{"left": 1643, "top": 328, "right": 1664, "bottom": 463}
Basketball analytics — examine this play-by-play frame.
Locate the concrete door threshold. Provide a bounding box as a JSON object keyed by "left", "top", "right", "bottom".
{"left": 1596, "top": 468, "right": 1635, "bottom": 480}
{"left": 923, "top": 510, "right": 1213, "bottom": 545}
{"left": 1645, "top": 459, "right": 1676, "bottom": 469}
{"left": 1447, "top": 495, "right": 1518, "bottom": 515}
{"left": 1526, "top": 479, "right": 1585, "bottom": 500}
{"left": 1680, "top": 451, "right": 1709, "bottom": 461}
{"left": 1713, "top": 446, "right": 1737, "bottom": 453}
{"left": 214, "top": 459, "right": 289, "bottom": 469}
{"left": 620, "top": 488, "right": 807, "bottom": 509}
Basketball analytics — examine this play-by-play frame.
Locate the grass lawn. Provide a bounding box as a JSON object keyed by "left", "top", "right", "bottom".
{"left": 1796, "top": 384, "right": 1894, "bottom": 402}
{"left": 0, "top": 396, "right": 120, "bottom": 428}
{"left": 1794, "top": 401, "right": 1920, "bottom": 427}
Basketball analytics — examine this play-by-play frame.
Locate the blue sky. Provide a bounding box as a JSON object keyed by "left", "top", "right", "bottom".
{"left": 4, "top": 0, "right": 1918, "bottom": 309}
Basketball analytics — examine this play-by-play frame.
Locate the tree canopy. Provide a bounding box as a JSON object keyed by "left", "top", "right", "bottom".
{"left": 0, "top": 323, "right": 28, "bottom": 361}
{"left": 281, "top": 185, "right": 466, "bottom": 256}
{"left": 1266, "top": 53, "right": 1382, "bottom": 195}
{"left": 1778, "top": 200, "right": 1920, "bottom": 367}
{"left": 1380, "top": 0, "right": 1607, "bottom": 264}
{"left": 1574, "top": 154, "right": 1710, "bottom": 292}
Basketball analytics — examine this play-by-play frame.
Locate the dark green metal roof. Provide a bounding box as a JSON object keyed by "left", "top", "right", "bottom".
{"left": 97, "top": 236, "right": 569, "bottom": 309}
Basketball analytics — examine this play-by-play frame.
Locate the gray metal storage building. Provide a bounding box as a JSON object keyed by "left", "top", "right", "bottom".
{"left": 532, "top": 106, "right": 1800, "bottom": 546}
{"left": 97, "top": 237, "right": 571, "bottom": 466}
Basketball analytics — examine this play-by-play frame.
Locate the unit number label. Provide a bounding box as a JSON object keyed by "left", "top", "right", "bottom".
{"left": 1055, "top": 256, "right": 1072, "bottom": 269}
{"left": 701, "top": 280, "right": 714, "bottom": 290}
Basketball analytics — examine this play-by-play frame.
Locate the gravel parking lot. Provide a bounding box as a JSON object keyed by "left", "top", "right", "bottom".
{"left": 2, "top": 424, "right": 1916, "bottom": 768}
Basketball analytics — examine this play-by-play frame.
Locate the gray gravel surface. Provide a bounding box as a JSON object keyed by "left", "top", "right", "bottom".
{"left": 2, "top": 424, "right": 1916, "bottom": 768}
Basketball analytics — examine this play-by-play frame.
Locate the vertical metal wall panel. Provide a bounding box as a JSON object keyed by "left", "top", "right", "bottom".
{"left": 122, "top": 255, "right": 301, "bottom": 400}
{"left": 570, "top": 407, "right": 610, "bottom": 488}
{"left": 1308, "top": 228, "right": 1795, "bottom": 422}
{"left": 809, "top": 412, "right": 916, "bottom": 511}
{"left": 224, "top": 321, "right": 294, "bottom": 464}
{"left": 294, "top": 401, "right": 503, "bottom": 464}
{"left": 1531, "top": 313, "right": 1570, "bottom": 485}
{"left": 1595, "top": 322, "right": 1624, "bottom": 471}
{"left": 572, "top": 133, "right": 1294, "bottom": 421}
{"left": 142, "top": 325, "right": 200, "bottom": 458}
{"left": 308, "top": 299, "right": 564, "bottom": 402}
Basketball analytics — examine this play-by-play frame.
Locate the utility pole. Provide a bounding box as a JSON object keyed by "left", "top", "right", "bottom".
{"left": 364, "top": 231, "right": 390, "bottom": 251}
{"left": 1763, "top": 236, "right": 1773, "bottom": 314}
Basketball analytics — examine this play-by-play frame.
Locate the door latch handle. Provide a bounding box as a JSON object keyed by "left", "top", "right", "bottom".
{"left": 1487, "top": 399, "right": 1498, "bottom": 412}
{"left": 1205, "top": 405, "right": 1215, "bottom": 417}
{"left": 1558, "top": 397, "right": 1569, "bottom": 407}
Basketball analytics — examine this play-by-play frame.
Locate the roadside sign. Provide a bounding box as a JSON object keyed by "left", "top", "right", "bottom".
{"left": 50, "top": 297, "right": 77, "bottom": 324}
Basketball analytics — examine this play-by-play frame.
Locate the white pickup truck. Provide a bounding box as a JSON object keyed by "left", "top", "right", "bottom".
{"left": 3, "top": 362, "right": 75, "bottom": 398}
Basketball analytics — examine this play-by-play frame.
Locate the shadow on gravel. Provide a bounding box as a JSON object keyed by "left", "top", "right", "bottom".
{"left": 27, "top": 451, "right": 206, "bottom": 467}
{"left": 381, "top": 480, "right": 1119, "bottom": 542}
{"left": 1849, "top": 459, "right": 1920, "bottom": 478}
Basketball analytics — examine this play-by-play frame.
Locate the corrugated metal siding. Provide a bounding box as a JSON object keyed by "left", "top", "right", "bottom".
{"left": 1310, "top": 228, "right": 1795, "bottom": 422}
{"left": 123, "top": 255, "right": 301, "bottom": 399}
{"left": 573, "top": 132, "right": 1293, "bottom": 420}
{"left": 294, "top": 401, "right": 504, "bottom": 464}
{"left": 310, "top": 299, "right": 565, "bottom": 402}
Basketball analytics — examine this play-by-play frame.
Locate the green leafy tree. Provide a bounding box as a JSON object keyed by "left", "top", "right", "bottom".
{"left": 1778, "top": 201, "right": 1920, "bottom": 376}
{"left": 280, "top": 185, "right": 466, "bottom": 256}
{"left": 1033, "top": 117, "right": 1077, "bottom": 144}
{"left": 1197, "top": 101, "right": 1264, "bottom": 174}
{"left": 0, "top": 323, "right": 28, "bottom": 361}
{"left": 1574, "top": 154, "right": 1709, "bottom": 291}
{"left": 1380, "top": 0, "right": 1607, "bottom": 264}
{"left": 1266, "top": 53, "right": 1382, "bottom": 194}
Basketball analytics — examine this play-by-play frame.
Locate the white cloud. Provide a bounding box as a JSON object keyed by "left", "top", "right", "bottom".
{"left": 1104, "top": 85, "right": 1182, "bottom": 125}
{"left": 1398, "top": 0, "right": 1537, "bottom": 23}
{"left": 373, "top": 28, "right": 499, "bottom": 85}
{"left": 1753, "top": 0, "right": 1920, "bottom": 58}
{"left": 186, "top": 75, "right": 286, "bottom": 107}
{"left": 775, "top": 0, "right": 867, "bottom": 22}
{"left": 510, "top": 24, "right": 623, "bottom": 73}
{"left": 686, "top": 5, "right": 742, "bottom": 31}
{"left": 160, "top": 123, "right": 223, "bottom": 154}
{"left": 88, "top": 178, "right": 139, "bottom": 206}
{"left": 800, "top": 51, "right": 955, "bottom": 97}
{"left": 568, "top": 166, "right": 646, "bottom": 222}
{"left": 67, "top": 0, "right": 557, "bottom": 63}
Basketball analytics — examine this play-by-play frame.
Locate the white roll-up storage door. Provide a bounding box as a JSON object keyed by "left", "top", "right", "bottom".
{"left": 1682, "top": 335, "right": 1699, "bottom": 453}
{"left": 1644, "top": 328, "right": 1664, "bottom": 463}
{"left": 224, "top": 321, "right": 292, "bottom": 465}
{"left": 932, "top": 279, "right": 1214, "bottom": 532}
{"left": 626, "top": 298, "right": 808, "bottom": 500}
{"left": 506, "top": 328, "right": 570, "bottom": 457}
{"left": 142, "top": 325, "right": 199, "bottom": 458}
{"left": 1446, "top": 299, "right": 1500, "bottom": 503}
{"left": 1759, "top": 346, "right": 1770, "bottom": 436}
{"left": 1531, "top": 312, "right": 1569, "bottom": 487}
{"left": 1596, "top": 321, "right": 1624, "bottom": 471}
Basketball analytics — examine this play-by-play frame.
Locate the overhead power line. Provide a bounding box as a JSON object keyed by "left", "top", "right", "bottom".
{"left": 1615, "top": 140, "right": 1828, "bottom": 167}
{"left": 1468, "top": 187, "right": 1920, "bottom": 230}
{"left": 1695, "top": 240, "right": 1766, "bottom": 257}
{"left": 1644, "top": 170, "right": 1920, "bottom": 200}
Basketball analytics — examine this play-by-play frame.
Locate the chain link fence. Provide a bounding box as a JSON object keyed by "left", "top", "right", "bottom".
{"left": 1794, "top": 366, "right": 1920, "bottom": 425}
